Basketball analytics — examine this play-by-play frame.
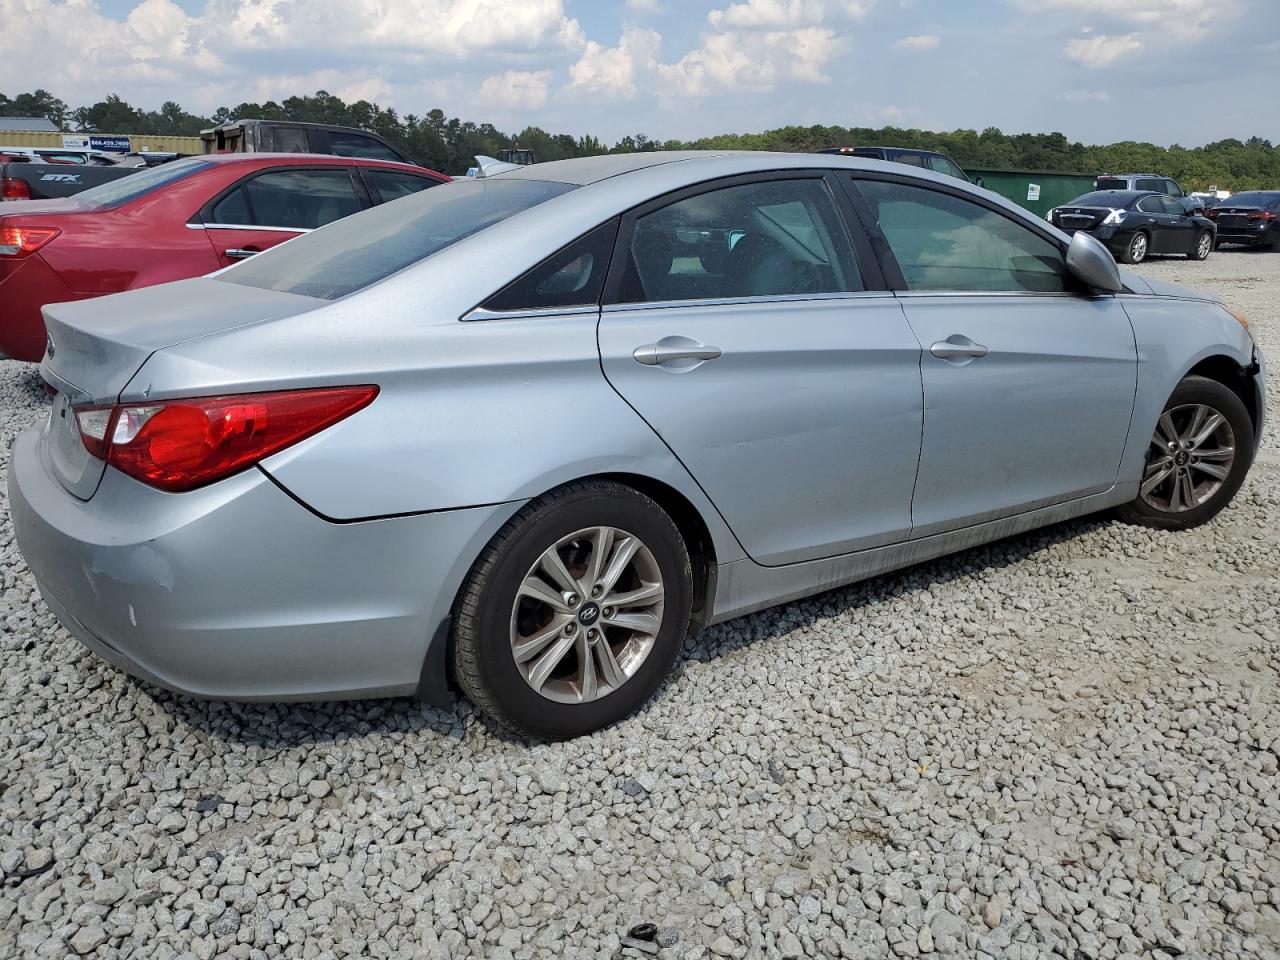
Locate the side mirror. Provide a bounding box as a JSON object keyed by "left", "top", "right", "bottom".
{"left": 1066, "top": 231, "right": 1122, "bottom": 293}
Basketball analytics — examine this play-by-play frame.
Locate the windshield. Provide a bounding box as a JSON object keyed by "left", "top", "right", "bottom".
{"left": 1224, "top": 192, "right": 1280, "bottom": 209}
{"left": 74, "top": 157, "right": 212, "bottom": 208}
{"left": 220, "top": 177, "right": 575, "bottom": 300}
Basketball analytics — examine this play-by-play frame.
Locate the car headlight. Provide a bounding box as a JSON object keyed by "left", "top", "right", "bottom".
{"left": 1102, "top": 209, "right": 1127, "bottom": 225}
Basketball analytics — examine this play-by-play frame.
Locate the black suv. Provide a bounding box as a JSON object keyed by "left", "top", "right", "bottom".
{"left": 201, "top": 120, "right": 415, "bottom": 165}
{"left": 817, "top": 146, "right": 972, "bottom": 182}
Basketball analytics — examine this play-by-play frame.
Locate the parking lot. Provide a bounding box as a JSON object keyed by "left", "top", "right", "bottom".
{"left": 0, "top": 250, "right": 1277, "bottom": 959}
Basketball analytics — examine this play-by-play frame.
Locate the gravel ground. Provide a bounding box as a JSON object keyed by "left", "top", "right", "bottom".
{"left": 1, "top": 251, "right": 1278, "bottom": 960}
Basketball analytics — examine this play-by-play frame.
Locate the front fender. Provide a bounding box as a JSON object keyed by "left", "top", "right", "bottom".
{"left": 1119, "top": 295, "right": 1257, "bottom": 484}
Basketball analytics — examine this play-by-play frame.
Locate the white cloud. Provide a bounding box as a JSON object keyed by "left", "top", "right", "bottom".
{"left": 1011, "top": 0, "right": 1243, "bottom": 38}
{"left": 477, "top": 70, "right": 551, "bottom": 110}
{"left": 708, "top": 0, "right": 874, "bottom": 29}
{"left": 892, "top": 34, "right": 940, "bottom": 51}
{"left": 1060, "top": 89, "right": 1111, "bottom": 102}
{"left": 1063, "top": 32, "right": 1142, "bottom": 67}
{"left": 658, "top": 26, "right": 843, "bottom": 95}
{"left": 568, "top": 27, "right": 662, "bottom": 97}
{"left": 625, "top": 0, "right": 664, "bottom": 12}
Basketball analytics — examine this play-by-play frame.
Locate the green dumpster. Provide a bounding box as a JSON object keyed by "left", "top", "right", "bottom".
{"left": 967, "top": 168, "right": 1098, "bottom": 218}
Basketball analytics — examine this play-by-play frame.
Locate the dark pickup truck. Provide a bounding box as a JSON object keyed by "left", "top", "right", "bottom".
{"left": 0, "top": 158, "right": 138, "bottom": 201}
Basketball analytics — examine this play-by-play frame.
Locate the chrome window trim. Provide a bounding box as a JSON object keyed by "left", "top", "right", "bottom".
{"left": 602, "top": 290, "right": 895, "bottom": 313}
{"left": 891, "top": 290, "right": 1093, "bottom": 300}
{"left": 186, "top": 222, "right": 311, "bottom": 234}
{"left": 461, "top": 304, "right": 600, "bottom": 322}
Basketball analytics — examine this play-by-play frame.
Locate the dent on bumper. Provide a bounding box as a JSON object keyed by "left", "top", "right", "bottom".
{"left": 7, "top": 428, "right": 521, "bottom": 701}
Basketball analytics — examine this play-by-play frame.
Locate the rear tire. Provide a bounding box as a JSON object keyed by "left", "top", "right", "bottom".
{"left": 1187, "top": 230, "right": 1212, "bottom": 261}
{"left": 452, "top": 480, "right": 693, "bottom": 739}
{"left": 1115, "top": 376, "right": 1253, "bottom": 531}
{"left": 1120, "top": 231, "right": 1149, "bottom": 264}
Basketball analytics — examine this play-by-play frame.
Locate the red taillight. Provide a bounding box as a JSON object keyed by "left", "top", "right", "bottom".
{"left": 0, "top": 225, "right": 59, "bottom": 257}
{"left": 1247, "top": 210, "right": 1277, "bottom": 221}
{"left": 1205, "top": 208, "right": 1219, "bottom": 219}
{"left": 74, "top": 386, "right": 378, "bottom": 492}
{"left": 1, "top": 177, "right": 31, "bottom": 201}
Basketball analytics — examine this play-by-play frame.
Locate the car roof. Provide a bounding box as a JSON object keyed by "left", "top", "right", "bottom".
{"left": 1100, "top": 173, "right": 1168, "bottom": 180}
{"left": 199, "top": 152, "right": 429, "bottom": 173}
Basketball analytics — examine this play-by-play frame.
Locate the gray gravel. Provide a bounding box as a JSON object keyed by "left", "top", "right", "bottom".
{"left": 2, "top": 251, "right": 1278, "bottom": 959}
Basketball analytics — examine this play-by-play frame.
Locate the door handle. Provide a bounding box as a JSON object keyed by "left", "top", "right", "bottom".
{"left": 224, "top": 247, "right": 260, "bottom": 259}
{"left": 930, "top": 334, "right": 988, "bottom": 362}
{"left": 633, "top": 336, "right": 723, "bottom": 367}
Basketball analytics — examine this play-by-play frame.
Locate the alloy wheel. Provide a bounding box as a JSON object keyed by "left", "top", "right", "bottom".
{"left": 509, "top": 526, "right": 665, "bottom": 704}
{"left": 1195, "top": 232, "right": 1212, "bottom": 259}
{"left": 1130, "top": 233, "right": 1148, "bottom": 262}
{"left": 1140, "top": 403, "right": 1236, "bottom": 513}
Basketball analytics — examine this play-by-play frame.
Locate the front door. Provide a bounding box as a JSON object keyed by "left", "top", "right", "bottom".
{"left": 846, "top": 175, "right": 1138, "bottom": 537}
{"left": 598, "top": 174, "right": 924, "bottom": 566}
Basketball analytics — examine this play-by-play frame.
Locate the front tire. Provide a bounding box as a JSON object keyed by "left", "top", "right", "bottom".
{"left": 1115, "top": 376, "right": 1254, "bottom": 531}
{"left": 452, "top": 480, "right": 693, "bottom": 739}
{"left": 1188, "top": 230, "right": 1212, "bottom": 261}
{"left": 1120, "top": 231, "right": 1150, "bottom": 264}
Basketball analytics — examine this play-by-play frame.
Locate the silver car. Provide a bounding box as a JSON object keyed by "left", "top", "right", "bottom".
{"left": 8, "top": 152, "right": 1265, "bottom": 738}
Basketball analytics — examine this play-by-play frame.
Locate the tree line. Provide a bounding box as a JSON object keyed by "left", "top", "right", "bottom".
{"left": 3, "top": 88, "right": 1277, "bottom": 189}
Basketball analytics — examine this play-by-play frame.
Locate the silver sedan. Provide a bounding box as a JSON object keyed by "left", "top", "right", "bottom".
{"left": 8, "top": 151, "right": 1266, "bottom": 738}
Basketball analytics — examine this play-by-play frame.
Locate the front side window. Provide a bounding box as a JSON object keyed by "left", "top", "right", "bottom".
{"left": 613, "top": 178, "right": 862, "bottom": 304}
{"left": 928, "top": 156, "right": 967, "bottom": 180}
{"left": 889, "top": 152, "right": 927, "bottom": 168}
{"left": 856, "top": 179, "right": 1068, "bottom": 293}
{"left": 241, "top": 169, "right": 361, "bottom": 230}
{"left": 329, "top": 131, "right": 402, "bottom": 162}
{"left": 482, "top": 221, "right": 618, "bottom": 313}
{"left": 1162, "top": 180, "right": 1183, "bottom": 197}
{"left": 221, "top": 178, "right": 575, "bottom": 300}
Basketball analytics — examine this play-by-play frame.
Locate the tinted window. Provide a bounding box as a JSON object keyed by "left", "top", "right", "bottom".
{"left": 267, "top": 127, "right": 309, "bottom": 153}
{"left": 1224, "top": 192, "right": 1280, "bottom": 209}
{"left": 329, "top": 131, "right": 402, "bottom": 162}
{"left": 889, "top": 152, "right": 927, "bottom": 168}
{"left": 1071, "top": 191, "right": 1139, "bottom": 207}
{"left": 928, "top": 156, "right": 967, "bottom": 180}
{"left": 1137, "top": 196, "right": 1163, "bottom": 213}
{"left": 242, "top": 169, "right": 361, "bottom": 230}
{"left": 221, "top": 178, "right": 574, "bottom": 300}
{"left": 1136, "top": 179, "right": 1164, "bottom": 192}
{"left": 73, "top": 157, "right": 212, "bottom": 209}
{"left": 363, "top": 168, "right": 439, "bottom": 203}
{"left": 210, "top": 186, "right": 251, "bottom": 225}
{"left": 858, "top": 179, "right": 1067, "bottom": 293}
{"left": 483, "top": 221, "right": 618, "bottom": 312}
{"left": 1158, "top": 196, "right": 1184, "bottom": 216}
{"left": 1095, "top": 177, "right": 1128, "bottom": 191}
{"left": 614, "top": 178, "right": 862, "bottom": 304}
{"left": 1162, "top": 180, "right": 1183, "bottom": 197}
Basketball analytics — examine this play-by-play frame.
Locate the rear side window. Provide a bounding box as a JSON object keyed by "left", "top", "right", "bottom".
{"left": 889, "top": 152, "right": 927, "bottom": 168}
{"left": 329, "top": 131, "right": 402, "bottom": 162}
{"left": 220, "top": 178, "right": 575, "bottom": 300}
{"left": 1136, "top": 178, "right": 1164, "bottom": 192}
{"left": 482, "top": 220, "right": 619, "bottom": 313}
{"left": 73, "top": 157, "right": 212, "bottom": 208}
{"left": 241, "top": 169, "right": 362, "bottom": 230}
{"left": 363, "top": 168, "right": 440, "bottom": 203}
{"left": 857, "top": 179, "right": 1068, "bottom": 293}
{"left": 266, "top": 128, "right": 309, "bottom": 153}
{"left": 1137, "top": 196, "right": 1163, "bottom": 214}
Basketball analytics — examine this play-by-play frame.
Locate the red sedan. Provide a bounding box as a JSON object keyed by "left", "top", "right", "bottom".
{"left": 0, "top": 153, "right": 449, "bottom": 361}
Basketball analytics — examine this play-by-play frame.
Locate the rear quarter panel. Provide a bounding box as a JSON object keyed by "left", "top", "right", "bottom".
{"left": 1119, "top": 294, "right": 1257, "bottom": 483}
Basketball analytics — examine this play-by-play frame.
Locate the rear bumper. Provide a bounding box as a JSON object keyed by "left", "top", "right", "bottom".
{"left": 1216, "top": 228, "right": 1274, "bottom": 245}
{"left": 8, "top": 426, "right": 521, "bottom": 702}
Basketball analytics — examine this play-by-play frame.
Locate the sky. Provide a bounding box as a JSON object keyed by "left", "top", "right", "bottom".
{"left": 1, "top": 0, "right": 1277, "bottom": 146}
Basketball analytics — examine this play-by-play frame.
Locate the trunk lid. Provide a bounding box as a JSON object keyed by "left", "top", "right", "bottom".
{"left": 1052, "top": 206, "right": 1111, "bottom": 230}
{"left": 0, "top": 197, "right": 96, "bottom": 218}
{"left": 40, "top": 276, "right": 322, "bottom": 499}
{"left": 1211, "top": 205, "right": 1262, "bottom": 229}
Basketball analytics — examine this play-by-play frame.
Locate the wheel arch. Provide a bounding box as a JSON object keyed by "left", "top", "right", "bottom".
{"left": 1184, "top": 354, "right": 1260, "bottom": 435}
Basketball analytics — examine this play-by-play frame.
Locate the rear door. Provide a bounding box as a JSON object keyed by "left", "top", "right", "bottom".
{"left": 358, "top": 167, "right": 444, "bottom": 205}
{"left": 198, "top": 166, "right": 367, "bottom": 268}
{"left": 843, "top": 173, "right": 1136, "bottom": 537}
{"left": 597, "top": 172, "right": 925, "bottom": 566}
{"left": 1135, "top": 194, "right": 1175, "bottom": 253}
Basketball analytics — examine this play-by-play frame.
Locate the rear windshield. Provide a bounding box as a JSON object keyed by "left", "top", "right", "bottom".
{"left": 1095, "top": 177, "right": 1128, "bottom": 191}
{"left": 74, "top": 157, "right": 212, "bottom": 208}
{"left": 220, "top": 177, "right": 574, "bottom": 300}
{"left": 1223, "top": 192, "right": 1280, "bottom": 209}
{"left": 1069, "top": 191, "right": 1138, "bottom": 207}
